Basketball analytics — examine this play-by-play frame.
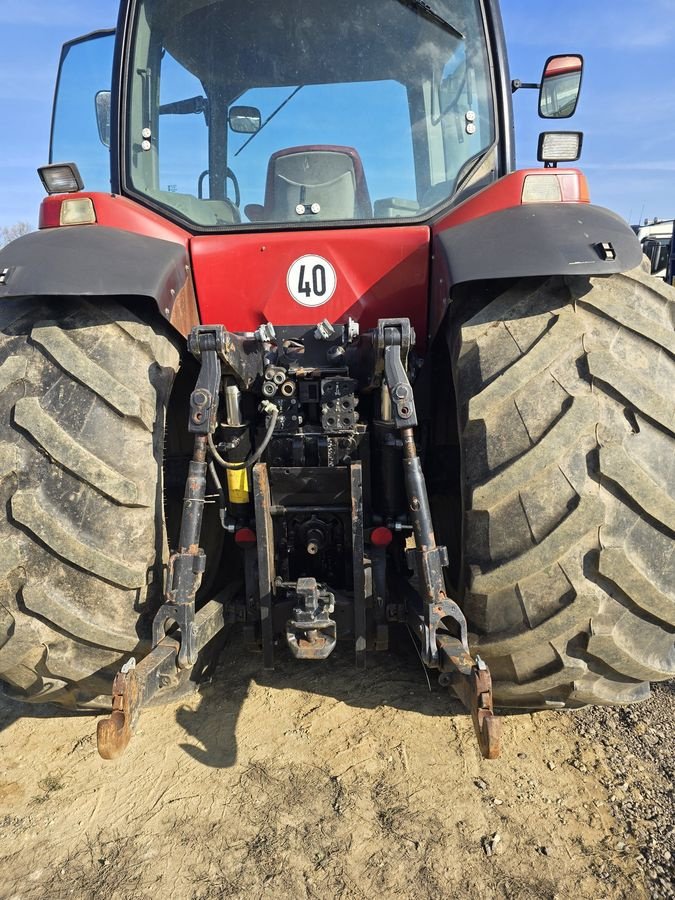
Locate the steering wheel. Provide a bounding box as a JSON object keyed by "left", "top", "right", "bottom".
{"left": 198, "top": 168, "right": 241, "bottom": 207}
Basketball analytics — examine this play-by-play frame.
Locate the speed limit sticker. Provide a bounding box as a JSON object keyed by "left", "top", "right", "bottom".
{"left": 287, "top": 255, "right": 337, "bottom": 307}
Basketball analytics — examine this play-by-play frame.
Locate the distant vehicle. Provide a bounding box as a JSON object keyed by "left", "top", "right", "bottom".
{"left": 668, "top": 238, "right": 675, "bottom": 286}
{"left": 634, "top": 218, "right": 674, "bottom": 279}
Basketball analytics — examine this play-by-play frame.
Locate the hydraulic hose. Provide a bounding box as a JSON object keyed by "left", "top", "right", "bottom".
{"left": 208, "top": 403, "right": 279, "bottom": 471}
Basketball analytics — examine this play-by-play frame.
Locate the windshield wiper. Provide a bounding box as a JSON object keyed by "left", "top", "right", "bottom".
{"left": 395, "top": 0, "right": 464, "bottom": 40}
{"left": 234, "top": 85, "right": 304, "bottom": 157}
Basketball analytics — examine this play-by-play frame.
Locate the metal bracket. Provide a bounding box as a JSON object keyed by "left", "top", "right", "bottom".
{"left": 153, "top": 546, "right": 206, "bottom": 667}
{"left": 372, "top": 318, "right": 415, "bottom": 392}
{"left": 408, "top": 591, "right": 470, "bottom": 669}
{"left": 97, "top": 597, "right": 232, "bottom": 759}
{"left": 438, "top": 635, "right": 502, "bottom": 760}
{"left": 189, "top": 324, "right": 264, "bottom": 390}
{"left": 96, "top": 657, "right": 142, "bottom": 761}
{"left": 188, "top": 331, "right": 222, "bottom": 435}
{"left": 286, "top": 577, "right": 337, "bottom": 660}
{"left": 384, "top": 341, "right": 417, "bottom": 428}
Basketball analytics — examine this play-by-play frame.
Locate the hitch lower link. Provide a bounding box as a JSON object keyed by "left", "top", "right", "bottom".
{"left": 97, "top": 327, "right": 233, "bottom": 760}
{"left": 379, "top": 320, "right": 501, "bottom": 760}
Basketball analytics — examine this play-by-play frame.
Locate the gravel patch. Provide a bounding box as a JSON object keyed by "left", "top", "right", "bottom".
{"left": 576, "top": 681, "right": 675, "bottom": 899}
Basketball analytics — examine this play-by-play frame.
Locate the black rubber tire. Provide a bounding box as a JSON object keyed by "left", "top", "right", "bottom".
{"left": 452, "top": 264, "right": 675, "bottom": 708}
{"left": 0, "top": 298, "right": 180, "bottom": 708}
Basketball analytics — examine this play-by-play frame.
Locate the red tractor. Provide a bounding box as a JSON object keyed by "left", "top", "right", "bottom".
{"left": 0, "top": 0, "right": 672, "bottom": 760}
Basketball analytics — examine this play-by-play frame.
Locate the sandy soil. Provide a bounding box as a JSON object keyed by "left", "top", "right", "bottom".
{"left": 0, "top": 633, "right": 671, "bottom": 900}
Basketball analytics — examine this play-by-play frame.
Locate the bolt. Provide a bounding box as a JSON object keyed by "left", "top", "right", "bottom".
{"left": 327, "top": 345, "right": 345, "bottom": 362}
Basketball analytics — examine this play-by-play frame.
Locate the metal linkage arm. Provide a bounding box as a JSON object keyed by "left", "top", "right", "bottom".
{"left": 380, "top": 322, "right": 469, "bottom": 666}
{"left": 152, "top": 435, "right": 208, "bottom": 668}
{"left": 378, "top": 318, "right": 502, "bottom": 760}
{"left": 97, "top": 598, "right": 232, "bottom": 760}
{"left": 152, "top": 327, "right": 224, "bottom": 669}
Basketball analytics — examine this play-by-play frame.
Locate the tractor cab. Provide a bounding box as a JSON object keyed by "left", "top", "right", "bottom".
{"left": 53, "top": 0, "right": 497, "bottom": 230}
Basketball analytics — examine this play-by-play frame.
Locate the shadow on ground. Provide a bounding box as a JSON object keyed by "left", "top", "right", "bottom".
{"left": 1, "top": 625, "right": 485, "bottom": 768}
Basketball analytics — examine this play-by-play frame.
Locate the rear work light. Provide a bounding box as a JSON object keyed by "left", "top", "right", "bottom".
{"left": 537, "top": 132, "right": 583, "bottom": 165}
{"left": 521, "top": 170, "right": 589, "bottom": 204}
{"left": 58, "top": 198, "right": 97, "bottom": 226}
{"left": 38, "top": 162, "right": 84, "bottom": 194}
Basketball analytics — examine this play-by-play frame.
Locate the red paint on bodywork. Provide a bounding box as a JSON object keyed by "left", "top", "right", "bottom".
{"left": 36, "top": 171, "right": 587, "bottom": 343}
{"left": 427, "top": 168, "right": 590, "bottom": 342}
{"left": 190, "top": 227, "right": 430, "bottom": 340}
{"left": 39, "top": 193, "right": 190, "bottom": 247}
{"left": 433, "top": 169, "right": 589, "bottom": 233}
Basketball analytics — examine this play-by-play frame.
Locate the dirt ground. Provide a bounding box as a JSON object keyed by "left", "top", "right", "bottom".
{"left": 0, "top": 633, "right": 672, "bottom": 900}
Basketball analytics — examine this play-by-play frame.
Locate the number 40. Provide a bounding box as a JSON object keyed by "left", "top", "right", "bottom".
{"left": 298, "top": 264, "right": 327, "bottom": 298}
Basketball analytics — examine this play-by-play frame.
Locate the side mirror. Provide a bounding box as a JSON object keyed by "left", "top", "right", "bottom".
{"left": 229, "top": 106, "right": 262, "bottom": 134}
{"left": 95, "top": 90, "right": 112, "bottom": 147}
{"left": 539, "top": 55, "right": 583, "bottom": 119}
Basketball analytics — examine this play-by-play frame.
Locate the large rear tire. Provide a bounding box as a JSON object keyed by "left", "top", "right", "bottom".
{"left": 452, "top": 265, "right": 675, "bottom": 708}
{"left": 0, "top": 299, "right": 180, "bottom": 708}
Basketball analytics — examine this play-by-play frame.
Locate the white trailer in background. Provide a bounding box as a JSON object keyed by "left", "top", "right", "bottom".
{"left": 634, "top": 218, "right": 674, "bottom": 279}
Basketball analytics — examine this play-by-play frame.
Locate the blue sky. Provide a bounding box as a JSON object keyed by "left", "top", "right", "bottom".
{"left": 1, "top": 0, "right": 674, "bottom": 231}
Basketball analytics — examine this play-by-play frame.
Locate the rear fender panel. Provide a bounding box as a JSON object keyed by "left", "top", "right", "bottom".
{"left": 0, "top": 226, "right": 198, "bottom": 337}
{"left": 430, "top": 201, "right": 642, "bottom": 338}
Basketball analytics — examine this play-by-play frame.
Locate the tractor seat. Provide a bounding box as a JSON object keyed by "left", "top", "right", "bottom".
{"left": 245, "top": 145, "right": 372, "bottom": 223}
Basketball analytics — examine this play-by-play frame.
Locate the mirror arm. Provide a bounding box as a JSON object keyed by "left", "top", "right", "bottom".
{"left": 511, "top": 79, "right": 541, "bottom": 93}
{"left": 158, "top": 95, "right": 208, "bottom": 116}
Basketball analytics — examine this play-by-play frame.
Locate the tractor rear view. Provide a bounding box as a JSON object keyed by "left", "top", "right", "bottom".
{"left": 0, "top": 0, "right": 672, "bottom": 761}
